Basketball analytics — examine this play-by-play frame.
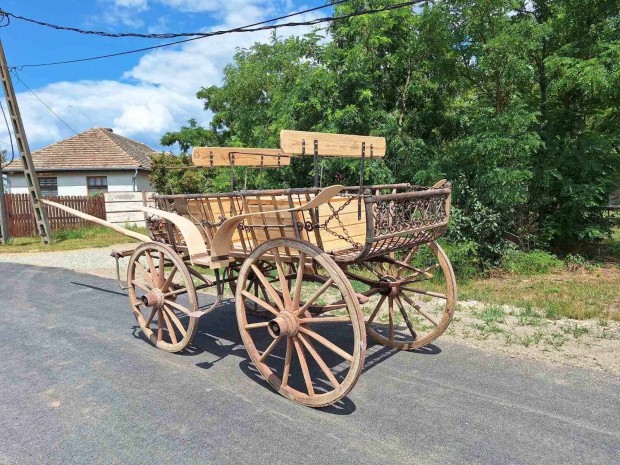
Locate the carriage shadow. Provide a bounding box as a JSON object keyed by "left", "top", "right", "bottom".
{"left": 131, "top": 296, "right": 441, "bottom": 413}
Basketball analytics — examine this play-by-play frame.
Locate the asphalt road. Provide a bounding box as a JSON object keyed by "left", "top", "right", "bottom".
{"left": 0, "top": 262, "right": 618, "bottom": 465}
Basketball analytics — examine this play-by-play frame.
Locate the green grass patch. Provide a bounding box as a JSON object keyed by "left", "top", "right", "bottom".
{"left": 0, "top": 226, "right": 146, "bottom": 253}
{"left": 459, "top": 266, "right": 620, "bottom": 321}
{"left": 501, "top": 249, "right": 562, "bottom": 275}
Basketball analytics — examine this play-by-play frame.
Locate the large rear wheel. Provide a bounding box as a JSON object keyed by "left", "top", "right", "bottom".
{"left": 347, "top": 241, "right": 456, "bottom": 350}
{"left": 236, "top": 238, "right": 366, "bottom": 407}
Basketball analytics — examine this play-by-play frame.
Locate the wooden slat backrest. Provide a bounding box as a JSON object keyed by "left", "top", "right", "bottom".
{"left": 192, "top": 147, "right": 291, "bottom": 167}
{"left": 245, "top": 196, "right": 300, "bottom": 245}
{"left": 280, "top": 130, "right": 386, "bottom": 158}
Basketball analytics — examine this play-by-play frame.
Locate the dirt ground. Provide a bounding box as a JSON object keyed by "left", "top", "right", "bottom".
{"left": 443, "top": 300, "right": 620, "bottom": 376}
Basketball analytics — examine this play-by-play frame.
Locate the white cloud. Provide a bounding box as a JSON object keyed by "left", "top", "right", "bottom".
{"left": 113, "top": 0, "right": 149, "bottom": 8}
{"left": 0, "top": 1, "right": 324, "bottom": 153}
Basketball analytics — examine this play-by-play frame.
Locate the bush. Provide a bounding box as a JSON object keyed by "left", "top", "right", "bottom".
{"left": 500, "top": 249, "right": 562, "bottom": 275}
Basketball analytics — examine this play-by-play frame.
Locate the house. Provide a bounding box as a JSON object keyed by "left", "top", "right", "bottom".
{"left": 4, "top": 128, "right": 154, "bottom": 196}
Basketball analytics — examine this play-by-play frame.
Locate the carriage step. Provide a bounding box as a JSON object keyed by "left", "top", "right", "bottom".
{"left": 356, "top": 293, "right": 370, "bottom": 304}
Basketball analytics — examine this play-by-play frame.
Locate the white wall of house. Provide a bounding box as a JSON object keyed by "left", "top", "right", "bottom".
{"left": 6, "top": 171, "right": 152, "bottom": 196}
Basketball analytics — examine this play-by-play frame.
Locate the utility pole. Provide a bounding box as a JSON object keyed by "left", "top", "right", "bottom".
{"left": 0, "top": 39, "right": 51, "bottom": 244}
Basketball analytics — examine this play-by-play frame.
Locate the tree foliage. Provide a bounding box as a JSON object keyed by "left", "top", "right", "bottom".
{"left": 156, "top": 0, "right": 620, "bottom": 262}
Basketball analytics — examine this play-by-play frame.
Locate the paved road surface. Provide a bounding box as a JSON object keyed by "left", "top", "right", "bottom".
{"left": 0, "top": 262, "right": 618, "bottom": 465}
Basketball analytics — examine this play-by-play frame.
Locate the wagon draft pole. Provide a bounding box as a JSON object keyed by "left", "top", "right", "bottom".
{"left": 0, "top": 39, "right": 51, "bottom": 244}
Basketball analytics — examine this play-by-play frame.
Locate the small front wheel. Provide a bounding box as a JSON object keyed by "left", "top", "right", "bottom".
{"left": 127, "top": 242, "right": 198, "bottom": 353}
{"left": 236, "top": 238, "right": 366, "bottom": 407}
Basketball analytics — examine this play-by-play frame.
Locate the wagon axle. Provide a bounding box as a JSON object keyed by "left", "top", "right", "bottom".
{"left": 141, "top": 288, "right": 165, "bottom": 308}
{"left": 267, "top": 312, "right": 300, "bottom": 338}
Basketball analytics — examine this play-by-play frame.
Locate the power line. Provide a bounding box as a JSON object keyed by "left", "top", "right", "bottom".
{"left": 0, "top": 100, "right": 15, "bottom": 169}
{"left": 0, "top": 1, "right": 348, "bottom": 39}
{"left": 11, "top": 70, "right": 79, "bottom": 135}
{"left": 10, "top": 1, "right": 424, "bottom": 69}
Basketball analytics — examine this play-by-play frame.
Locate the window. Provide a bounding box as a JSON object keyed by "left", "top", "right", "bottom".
{"left": 87, "top": 176, "right": 108, "bottom": 194}
{"left": 39, "top": 177, "right": 58, "bottom": 197}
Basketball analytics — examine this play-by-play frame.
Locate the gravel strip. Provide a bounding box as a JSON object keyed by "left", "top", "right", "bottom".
{"left": 0, "top": 243, "right": 138, "bottom": 279}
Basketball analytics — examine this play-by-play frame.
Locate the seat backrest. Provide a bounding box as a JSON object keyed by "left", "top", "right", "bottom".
{"left": 280, "top": 130, "right": 386, "bottom": 158}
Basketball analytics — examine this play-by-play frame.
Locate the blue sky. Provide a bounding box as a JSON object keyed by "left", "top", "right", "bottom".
{"left": 0, "top": 0, "right": 327, "bottom": 152}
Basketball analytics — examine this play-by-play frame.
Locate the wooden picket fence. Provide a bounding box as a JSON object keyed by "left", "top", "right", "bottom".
{"left": 6, "top": 194, "right": 106, "bottom": 237}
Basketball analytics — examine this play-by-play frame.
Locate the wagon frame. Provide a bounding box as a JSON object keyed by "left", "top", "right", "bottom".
{"left": 44, "top": 130, "right": 457, "bottom": 408}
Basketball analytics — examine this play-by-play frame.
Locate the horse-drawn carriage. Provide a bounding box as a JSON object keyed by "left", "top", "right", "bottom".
{"left": 45, "top": 130, "right": 456, "bottom": 407}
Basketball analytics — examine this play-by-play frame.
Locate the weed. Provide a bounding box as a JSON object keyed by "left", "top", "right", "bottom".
{"left": 564, "top": 253, "right": 596, "bottom": 272}
{"left": 474, "top": 305, "right": 506, "bottom": 324}
{"left": 517, "top": 305, "right": 544, "bottom": 327}
{"left": 562, "top": 324, "right": 589, "bottom": 338}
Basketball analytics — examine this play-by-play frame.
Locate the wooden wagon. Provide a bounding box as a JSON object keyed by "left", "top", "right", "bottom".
{"left": 44, "top": 130, "right": 456, "bottom": 407}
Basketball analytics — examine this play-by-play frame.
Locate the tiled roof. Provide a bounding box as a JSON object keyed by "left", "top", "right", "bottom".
{"left": 4, "top": 128, "right": 155, "bottom": 172}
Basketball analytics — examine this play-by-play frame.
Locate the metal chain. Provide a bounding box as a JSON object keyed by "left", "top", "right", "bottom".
{"left": 320, "top": 197, "right": 362, "bottom": 250}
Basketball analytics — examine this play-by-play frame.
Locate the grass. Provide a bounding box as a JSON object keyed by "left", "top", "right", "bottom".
{"left": 0, "top": 226, "right": 145, "bottom": 253}
{"left": 458, "top": 227, "right": 620, "bottom": 321}
{"left": 459, "top": 266, "right": 620, "bottom": 321}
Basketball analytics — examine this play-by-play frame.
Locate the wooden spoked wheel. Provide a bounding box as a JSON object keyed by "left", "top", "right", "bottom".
{"left": 349, "top": 241, "right": 456, "bottom": 350}
{"left": 127, "top": 242, "right": 199, "bottom": 353}
{"left": 227, "top": 261, "right": 278, "bottom": 318}
{"left": 236, "top": 238, "right": 366, "bottom": 407}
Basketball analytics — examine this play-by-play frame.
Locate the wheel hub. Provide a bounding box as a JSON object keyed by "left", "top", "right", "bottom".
{"left": 268, "top": 311, "right": 299, "bottom": 338}
{"left": 142, "top": 288, "right": 165, "bottom": 308}
{"left": 379, "top": 276, "right": 400, "bottom": 296}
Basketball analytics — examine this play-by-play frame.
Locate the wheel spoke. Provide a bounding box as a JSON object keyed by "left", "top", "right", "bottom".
{"left": 131, "top": 279, "right": 150, "bottom": 293}
{"left": 244, "top": 321, "right": 269, "bottom": 330}
{"left": 161, "top": 265, "right": 178, "bottom": 292}
{"left": 250, "top": 264, "right": 285, "bottom": 312}
{"left": 164, "top": 298, "right": 194, "bottom": 317}
{"left": 388, "top": 297, "right": 395, "bottom": 341}
{"left": 293, "top": 336, "right": 314, "bottom": 396}
{"left": 395, "top": 296, "right": 417, "bottom": 340}
{"left": 298, "top": 316, "right": 351, "bottom": 324}
{"left": 157, "top": 308, "right": 163, "bottom": 341}
{"left": 272, "top": 249, "right": 292, "bottom": 307}
{"left": 145, "top": 307, "right": 157, "bottom": 327}
{"left": 401, "top": 292, "right": 439, "bottom": 327}
{"left": 298, "top": 327, "right": 353, "bottom": 363}
{"left": 396, "top": 248, "right": 417, "bottom": 278}
{"left": 297, "top": 277, "right": 335, "bottom": 316}
{"left": 281, "top": 337, "right": 293, "bottom": 388}
{"left": 259, "top": 336, "right": 282, "bottom": 362}
{"left": 146, "top": 253, "right": 159, "bottom": 285}
{"left": 292, "top": 252, "right": 306, "bottom": 310}
{"left": 298, "top": 333, "right": 340, "bottom": 388}
{"left": 158, "top": 252, "right": 165, "bottom": 287}
{"left": 241, "top": 290, "right": 279, "bottom": 317}
{"left": 402, "top": 286, "right": 447, "bottom": 300}
{"left": 136, "top": 263, "right": 153, "bottom": 288}
{"left": 161, "top": 306, "right": 178, "bottom": 344}
{"left": 367, "top": 294, "right": 387, "bottom": 325}
{"left": 163, "top": 304, "right": 187, "bottom": 337}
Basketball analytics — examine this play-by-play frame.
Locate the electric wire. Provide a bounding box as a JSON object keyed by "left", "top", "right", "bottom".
{"left": 0, "top": 1, "right": 348, "bottom": 39}
{"left": 11, "top": 70, "right": 79, "bottom": 136}
{"left": 0, "top": 100, "right": 15, "bottom": 169}
{"left": 9, "top": 1, "right": 424, "bottom": 69}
